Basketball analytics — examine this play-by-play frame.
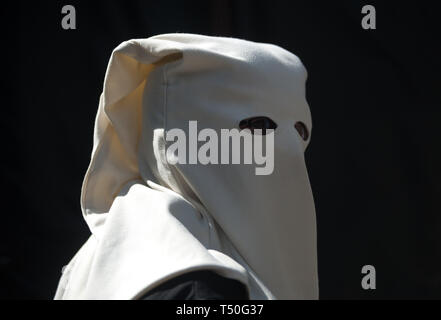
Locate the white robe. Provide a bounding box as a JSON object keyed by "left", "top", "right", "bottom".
{"left": 54, "top": 34, "right": 318, "bottom": 300}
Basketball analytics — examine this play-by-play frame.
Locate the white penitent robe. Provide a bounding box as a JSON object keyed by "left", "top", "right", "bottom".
{"left": 54, "top": 34, "right": 318, "bottom": 300}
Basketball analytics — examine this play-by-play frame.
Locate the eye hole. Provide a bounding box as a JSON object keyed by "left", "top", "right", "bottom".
{"left": 295, "top": 121, "right": 309, "bottom": 141}
{"left": 239, "top": 116, "right": 277, "bottom": 135}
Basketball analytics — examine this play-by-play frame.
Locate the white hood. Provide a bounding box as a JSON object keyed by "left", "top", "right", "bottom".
{"left": 54, "top": 34, "right": 318, "bottom": 300}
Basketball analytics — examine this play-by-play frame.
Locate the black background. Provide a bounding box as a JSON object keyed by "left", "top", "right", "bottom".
{"left": 1, "top": 0, "right": 440, "bottom": 299}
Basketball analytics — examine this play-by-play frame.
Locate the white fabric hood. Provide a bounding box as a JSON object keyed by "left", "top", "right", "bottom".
{"left": 54, "top": 33, "right": 318, "bottom": 300}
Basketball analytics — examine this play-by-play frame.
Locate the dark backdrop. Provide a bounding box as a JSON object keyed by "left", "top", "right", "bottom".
{"left": 1, "top": 0, "right": 440, "bottom": 299}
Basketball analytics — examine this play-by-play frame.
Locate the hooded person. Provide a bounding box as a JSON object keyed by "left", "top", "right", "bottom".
{"left": 54, "top": 34, "right": 318, "bottom": 300}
